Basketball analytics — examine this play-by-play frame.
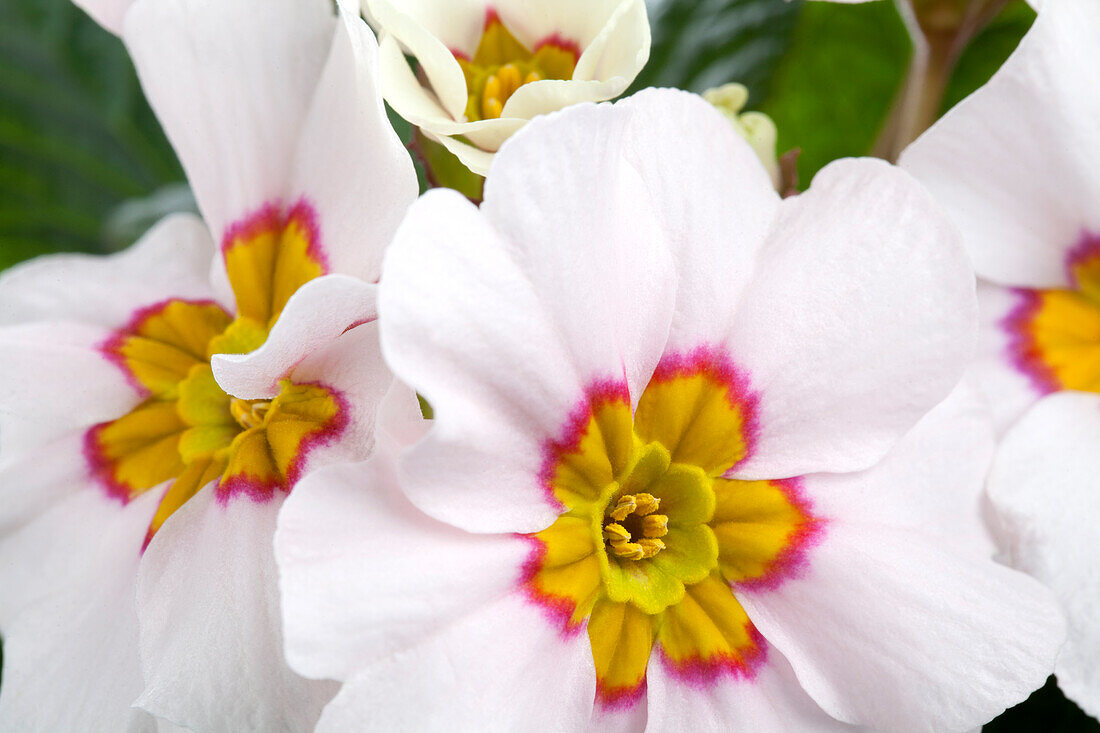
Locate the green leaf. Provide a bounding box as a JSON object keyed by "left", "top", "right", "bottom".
{"left": 631, "top": 0, "right": 801, "bottom": 105}
{"left": 760, "top": 0, "right": 912, "bottom": 185}
{"left": 412, "top": 130, "right": 484, "bottom": 202}
{"left": 0, "top": 0, "right": 183, "bottom": 268}
{"left": 941, "top": 0, "right": 1035, "bottom": 114}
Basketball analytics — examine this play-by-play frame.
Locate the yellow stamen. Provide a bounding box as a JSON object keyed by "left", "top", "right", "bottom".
{"left": 230, "top": 398, "right": 270, "bottom": 430}
{"left": 611, "top": 539, "right": 646, "bottom": 561}
{"left": 481, "top": 95, "right": 504, "bottom": 120}
{"left": 609, "top": 495, "right": 637, "bottom": 522}
{"left": 497, "top": 63, "right": 522, "bottom": 96}
{"left": 523, "top": 70, "right": 543, "bottom": 85}
{"left": 603, "top": 523, "right": 631, "bottom": 543}
{"left": 634, "top": 493, "right": 660, "bottom": 516}
{"left": 638, "top": 538, "right": 665, "bottom": 558}
{"left": 642, "top": 514, "right": 669, "bottom": 538}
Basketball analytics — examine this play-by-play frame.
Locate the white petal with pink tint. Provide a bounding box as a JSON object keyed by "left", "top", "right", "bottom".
{"left": 900, "top": 0, "right": 1100, "bottom": 289}
{"left": 805, "top": 382, "right": 998, "bottom": 561}
{"left": 616, "top": 88, "right": 779, "bottom": 352}
{"left": 727, "top": 158, "right": 975, "bottom": 479}
{"left": 737, "top": 523, "right": 1064, "bottom": 732}
{"left": 646, "top": 650, "right": 866, "bottom": 732}
{"left": 988, "top": 391, "right": 1100, "bottom": 719}
{"left": 276, "top": 405, "right": 528, "bottom": 681}
{"left": 0, "top": 322, "right": 136, "bottom": 458}
{"left": 0, "top": 489, "right": 160, "bottom": 733}
{"left": 123, "top": 0, "right": 335, "bottom": 241}
{"left": 315, "top": 593, "right": 596, "bottom": 732}
{"left": 0, "top": 214, "right": 219, "bottom": 329}
{"left": 212, "top": 275, "right": 377, "bottom": 401}
{"left": 288, "top": 5, "right": 418, "bottom": 282}
{"left": 135, "top": 485, "right": 337, "bottom": 732}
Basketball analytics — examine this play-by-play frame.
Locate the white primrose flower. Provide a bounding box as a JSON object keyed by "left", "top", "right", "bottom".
{"left": 901, "top": 0, "right": 1100, "bottom": 717}
{"left": 364, "top": 0, "right": 651, "bottom": 175}
{"left": 275, "top": 89, "right": 1064, "bottom": 731}
{"left": 0, "top": 0, "right": 417, "bottom": 730}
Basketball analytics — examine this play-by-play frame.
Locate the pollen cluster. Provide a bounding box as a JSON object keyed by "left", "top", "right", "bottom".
{"left": 456, "top": 13, "right": 578, "bottom": 122}
{"left": 603, "top": 492, "right": 668, "bottom": 560}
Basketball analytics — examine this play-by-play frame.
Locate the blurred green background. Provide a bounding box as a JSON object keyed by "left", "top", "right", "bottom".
{"left": 0, "top": 0, "right": 1094, "bottom": 728}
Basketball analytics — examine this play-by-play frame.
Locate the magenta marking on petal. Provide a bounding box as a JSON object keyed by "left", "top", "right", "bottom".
{"left": 534, "top": 33, "right": 582, "bottom": 61}
{"left": 98, "top": 297, "right": 228, "bottom": 397}
{"left": 215, "top": 381, "right": 350, "bottom": 506}
{"left": 650, "top": 344, "right": 761, "bottom": 469}
{"left": 734, "top": 477, "right": 827, "bottom": 593}
{"left": 82, "top": 422, "right": 136, "bottom": 505}
{"left": 516, "top": 533, "right": 587, "bottom": 639}
{"left": 656, "top": 625, "right": 769, "bottom": 690}
{"left": 537, "top": 377, "right": 631, "bottom": 513}
{"left": 595, "top": 678, "right": 647, "bottom": 712}
{"left": 1064, "top": 230, "right": 1100, "bottom": 289}
{"left": 341, "top": 315, "right": 378, "bottom": 335}
{"left": 1001, "top": 288, "right": 1060, "bottom": 396}
{"left": 219, "top": 198, "right": 329, "bottom": 275}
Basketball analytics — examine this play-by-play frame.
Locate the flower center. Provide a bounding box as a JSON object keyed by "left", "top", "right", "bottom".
{"left": 522, "top": 349, "right": 822, "bottom": 707}
{"left": 86, "top": 201, "right": 344, "bottom": 547}
{"left": 602, "top": 492, "right": 668, "bottom": 560}
{"left": 1004, "top": 234, "right": 1100, "bottom": 394}
{"left": 230, "top": 398, "right": 271, "bottom": 430}
{"left": 455, "top": 13, "right": 578, "bottom": 122}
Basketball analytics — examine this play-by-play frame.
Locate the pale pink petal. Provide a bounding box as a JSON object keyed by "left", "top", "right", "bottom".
{"left": 617, "top": 88, "right": 779, "bottom": 351}
{"left": 122, "top": 0, "right": 335, "bottom": 241}
{"left": 0, "top": 434, "right": 89, "bottom": 536}
{"left": 212, "top": 275, "right": 377, "bottom": 400}
{"left": 968, "top": 282, "right": 1049, "bottom": 435}
{"left": 737, "top": 523, "right": 1064, "bottom": 731}
{"left": 987, "top": 391, "right": 1100, "bottom": 719}
{"left": 135, "top": 485, "right": 337, "bottom": 731}
{"left": 0, "top": 214, "right": 220, "bottom": 328}
{"left": 0, "top": 322, "right": 136, "bottom": 458}
{"left": 900, "top": 0, "right": 1100, "bottom": 288}
{"left": 647, "top": 650, "right": 866, "bottom": 732}
{"left": 288, "top": 6, "right": 418, "bottom": 282}
{"left": 805, "top": 382, "right": 998, "bottom": 561}
{"left": 286, "top": 320, "right": 395, "bottom": 473}
{"left": 0, "top": 489, "right": 161, "bottom": 733}
{"left": 276, "top": 417, "right": 528, "bottom": 681}
{"left": 380, "top": 181, "right": 674, "bottom": 533}
{"left": 727, "top": 158, "right": 976, "bottom": 479}
{"left": 71, "top": 0, "right": 132, "bottom": 34}
{"left": 314, "top": 593, "right": 595, "bottom": 731}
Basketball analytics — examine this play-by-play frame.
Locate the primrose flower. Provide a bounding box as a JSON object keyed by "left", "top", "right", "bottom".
{"left": 0, "top": 0, "right": 415, "bottom": 730}
{"left": 901, "top": 0, "right": 1100, "bottom": 717}
{"left": 365, "top": 0, "right": 651, "bottom": 175}
{"left": 276, "top": 89, "right": 1063, "bottom": 731}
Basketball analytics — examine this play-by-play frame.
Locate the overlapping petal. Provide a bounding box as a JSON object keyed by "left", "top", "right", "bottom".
{"left": 727, "top": 158, "right": 976, "bottom": 479}
{"left": 0, "top": 489, "right": 162, "bottom": 733}
{"left": 135, "top": 484, "right": 337, "bottom": 731}
{"left": 900, "top": 0, "right": 1100, "bottom": 289}
{"left": 737, "top": 522, "right": 1063, "bottom": 732}
{"left": 987, "top": 392, "right": 1100, "bottom": 719}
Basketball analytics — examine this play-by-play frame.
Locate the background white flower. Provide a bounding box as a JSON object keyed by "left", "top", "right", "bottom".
{"left": 901, "top": 0, "right": 1100, "bottom": 717}
{"left": 0, "top": 0, "right": 416, "bottom": 729}
{"left": 365, "top": 0, "right": 651, "bottom": 174}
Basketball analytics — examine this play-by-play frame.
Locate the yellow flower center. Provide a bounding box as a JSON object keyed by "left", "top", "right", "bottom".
{"left": 1004, "top": 236, "right": 1100, "bottom": 394}
{"left": 603, "top": 492, "right": 668, "bottom": 560}
{"left": 522, "top": 350, "right": 821, "bottom": 707}
{"left": 87, "top": 201, "right": 344, "bottom": 547}
{"left": 455, "top": 13, "right": 578, "bottom": 121}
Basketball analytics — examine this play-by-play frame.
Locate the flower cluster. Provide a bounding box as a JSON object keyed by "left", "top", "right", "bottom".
{"left": 0, "top": 0, "right": 1094, "bottom": 730}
